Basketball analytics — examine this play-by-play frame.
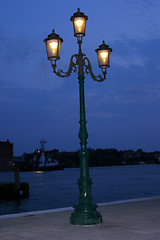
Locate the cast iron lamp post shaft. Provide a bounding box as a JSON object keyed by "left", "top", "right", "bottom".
{"left": 77, "top": 40, "right": 90, "bottom": 183}
{"left": 78, "top": 73, "right": 90, "bottom": 186}
{"left": 50, "top": 40, "right": 103, "bottom": 225}
{"left": 76, "top": 39, "right": 94, "bottom": 214}
{"left": 71, "top": 40, "right": 102, "bottom": 225}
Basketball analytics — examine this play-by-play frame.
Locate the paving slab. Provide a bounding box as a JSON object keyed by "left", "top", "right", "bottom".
{"left": 0, "top": 197, "right": 160, "bottom": 240}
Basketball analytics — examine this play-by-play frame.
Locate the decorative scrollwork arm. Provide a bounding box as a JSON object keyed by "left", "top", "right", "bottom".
{"left": 84, "top": 57, "right": 106, "bottom": 82}
{"left": 51, "top": 54, "right": 78, "bottom": 78}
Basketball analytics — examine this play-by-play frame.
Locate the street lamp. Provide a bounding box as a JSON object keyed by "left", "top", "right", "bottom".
{"left": 44, "top": 8, "right": 112, "bottom": 225}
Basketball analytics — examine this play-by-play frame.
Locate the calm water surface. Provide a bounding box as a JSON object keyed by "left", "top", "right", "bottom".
{"left": 0, "top": 164, "right": 160, "bottom": 215}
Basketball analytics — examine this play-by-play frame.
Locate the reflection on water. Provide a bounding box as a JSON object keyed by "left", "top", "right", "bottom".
{"left": 0, "top": 164, "right": 160, "bottom": 215}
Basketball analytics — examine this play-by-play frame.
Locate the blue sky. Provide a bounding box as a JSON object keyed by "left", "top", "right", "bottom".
{"left": 0, "top": 0, "right": 160, "bottom": 155}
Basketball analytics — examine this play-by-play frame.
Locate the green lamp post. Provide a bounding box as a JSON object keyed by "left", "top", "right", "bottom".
{"left": 44, "top": 8, "right": 112, "bottom": 225}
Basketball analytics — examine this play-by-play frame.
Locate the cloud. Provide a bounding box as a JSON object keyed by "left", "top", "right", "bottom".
{"left": 106, "top": 0, "right": 160, "bottom": 42}
{"left": 0, "top": 31, "right": 65, "bottom": 91}
{"left": 112, "top": 54, "right": 147, "bottom": 68}
{"left": 98, "top": 83, "right": 160, "bottom": 105}
{"left": 0, "top": 30, "right": 35, "bottom": 63}
{"left": 156, "top": 63, "right": 160, "bottom": 70}
{"left": 88, "top": 112, "right": 121, "bottom": 119}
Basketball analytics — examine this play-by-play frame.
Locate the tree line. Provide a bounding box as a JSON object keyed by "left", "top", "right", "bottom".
{"left": 22, "top": 148, "right": 160, "bottom": 168}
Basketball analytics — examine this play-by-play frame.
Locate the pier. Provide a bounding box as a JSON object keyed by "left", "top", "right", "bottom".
{"left": 0, "top": 197, "right": 160, "bottom": 239}
{"left": 0, "top": 182, "right": 29, "bottom": 200}
{"left": 0, "top": 162, "right": 29, "bottom": 200}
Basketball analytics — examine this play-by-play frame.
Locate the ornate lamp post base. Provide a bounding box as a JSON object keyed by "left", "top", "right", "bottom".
{"left": 70, "top": 203, "right": 102, "bottom": 225}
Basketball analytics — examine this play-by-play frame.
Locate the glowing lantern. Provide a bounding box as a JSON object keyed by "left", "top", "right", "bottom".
{"left": 70, "top": 8, "right": 88, "bottom": 38}
{"left": 44, "top": 29, "right": 63, "bottom": 61}
{"left": 95, "top": 41, "right": 112, "bottom": 69}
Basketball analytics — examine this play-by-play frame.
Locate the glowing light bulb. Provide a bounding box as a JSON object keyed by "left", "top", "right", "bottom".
{"left": 50, "top": 41, "right": 58, "bottom": 49}
{"left": 75, "top": 19, "right": 83, "bottom": 27}
{"left": 100, "top": 52, "right": 108, "bottom": 59}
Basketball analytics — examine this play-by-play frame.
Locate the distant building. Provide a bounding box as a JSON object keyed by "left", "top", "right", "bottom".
{"left": 0, "top": 140, "right": 13, "bottom": 170}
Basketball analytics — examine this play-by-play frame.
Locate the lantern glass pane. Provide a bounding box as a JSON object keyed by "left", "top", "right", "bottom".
{"left": 58, "top": 40, "right": 61, "bottom": 58}
{"left": 98, "top": 50, "right": 110, "bottom": 68}
{"left": 46, "top": 39, "right": 59, "bottom": 60}
{"left": 73, "top": 17, "right": 86, "bottom": 36}
{"left": 108, "top": 51, "right": 111, "bottom": 66}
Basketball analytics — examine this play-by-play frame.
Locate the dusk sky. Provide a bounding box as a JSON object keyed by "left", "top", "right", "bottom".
{"left": 0, "top": 0, "right": 160, "bottom": 156}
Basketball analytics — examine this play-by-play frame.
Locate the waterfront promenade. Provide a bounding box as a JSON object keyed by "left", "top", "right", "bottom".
{"left": 0, "top": 197, "right": 160, "bottom": 240}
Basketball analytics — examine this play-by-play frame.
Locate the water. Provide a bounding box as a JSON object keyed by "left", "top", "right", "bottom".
{"left": 0, "top": 164, "right": 160, "bottom": 216}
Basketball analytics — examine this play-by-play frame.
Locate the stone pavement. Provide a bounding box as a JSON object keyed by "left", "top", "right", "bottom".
{"left": 0, "top": 197, "right": 160, "bottom": 240}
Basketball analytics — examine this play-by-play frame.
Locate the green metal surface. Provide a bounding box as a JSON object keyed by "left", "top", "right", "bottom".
{"left": 70, "top": 75, "right": 102, "bottom": 225}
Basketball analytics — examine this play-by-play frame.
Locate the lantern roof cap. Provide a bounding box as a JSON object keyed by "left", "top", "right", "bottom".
{"left": 70, "top": 8, "right": 88, "bottom": 22}
{"left": 44, "top": 29, "right": 63, "bottom": 43}
{"left": 95, "top": 40, "right": 112, "bottom": 53}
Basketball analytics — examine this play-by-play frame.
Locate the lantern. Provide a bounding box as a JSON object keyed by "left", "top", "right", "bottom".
{"left": 95, "top": 41, "right": 112, "bottom": 69}
{"left": 44, "top": 30, "right": 63, "bottom": 61}
{"left": 70, "top": 8, "right": 88, "bottom": 38}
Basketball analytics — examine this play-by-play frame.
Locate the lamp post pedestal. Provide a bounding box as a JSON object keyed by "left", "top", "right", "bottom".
{"left": 70, "top": 200, "right": 102, "bottom": 225}
{"left": 70, "top": 75, "right": 102, "bottom": 225}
